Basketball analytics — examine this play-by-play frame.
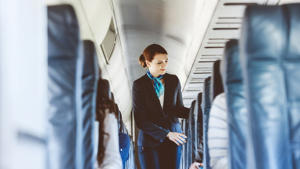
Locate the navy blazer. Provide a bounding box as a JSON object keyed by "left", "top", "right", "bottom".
{"left": 132, "top": 73, "right": 190, "bottom": 147}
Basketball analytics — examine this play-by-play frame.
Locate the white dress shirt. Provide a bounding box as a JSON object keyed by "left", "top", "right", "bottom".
{"left": 97, "top": 113, "right": 122, "bottom": 169}
{"left": 207, "top": 93, "right": 228, "bottom": 169}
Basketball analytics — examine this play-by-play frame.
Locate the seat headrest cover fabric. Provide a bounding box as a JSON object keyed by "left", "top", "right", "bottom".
{"left": 196, "top": 92, "right": 204, "bottom": 162}
{"left": 241, "top": 4, "right": 300, "bottom": 169}
{"left": 48, "top": 5, "right": 80, "bottom": 59}
{"left": 211, "top": 60, "right": 224, "bottom": 101}
{"left": 202, "top": 77, "right": 212, "bottom": 169}
{"left": 47, "top": 4, "right": 83, "bottom": 169}
{"left": 81, "top": 40, "right": 99, "bottom": 169}
{"left": 223, "top": 39, "right": 248, "bottom": 169}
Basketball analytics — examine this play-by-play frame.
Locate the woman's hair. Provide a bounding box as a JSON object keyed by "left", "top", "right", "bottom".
{"left": 139, "top": 44, "right": 168, "bottom": 68}
{"left": 96, "top": 79, "right": 118, "bottom": 166}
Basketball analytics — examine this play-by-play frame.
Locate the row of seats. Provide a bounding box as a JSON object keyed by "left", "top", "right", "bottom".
{"left": 47, "top": 5, "right": 135, "bottom": 169}
{"left": 182, "top": 3, "right": 300, "bottom": 169}
{"left": 200, "top": 3, "right": 300, "bottom": 169}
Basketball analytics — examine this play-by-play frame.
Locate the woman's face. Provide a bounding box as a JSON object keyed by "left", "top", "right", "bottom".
{"left": 146, "top": 53, "right": 168, "bottom": 77}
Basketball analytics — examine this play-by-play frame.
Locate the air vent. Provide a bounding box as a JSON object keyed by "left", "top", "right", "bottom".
{"left": 207, "top": 42, "right": 226, "bottom": 44}
{"left": 185, "top": 89, "right": 202, "bottom": 92}
{"left": 218, "top": 17, "right": 243, "bottom": 19}
{"left": 193, "top": 72, "right": 211, "bottom": 74}
{"left": 216, "top": 22, "right": 242, "bottom": 24}
{"left": 189, "top": 81, "right": 204, "bottom": 84}
{"left": 213, "top": 27, "right": 239, "bottom": 30}
{"left": 223, "top": 2, "right": 257, "bottom": 6}
{"left": 198, "top": 60, "right": 215, "bottom": 63}
{"left": 204, "top": 46, "right": 225, "bottom": 49}
{"left": 208, "top": 38, "right": 230, "bottom": 41}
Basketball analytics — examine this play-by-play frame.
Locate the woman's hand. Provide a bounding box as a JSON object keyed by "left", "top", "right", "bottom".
{"left": 189, "top": 162, "right": 203, "bottom": 169}
{"left": 166, "top": 132, "right": 187, "bottom": 146}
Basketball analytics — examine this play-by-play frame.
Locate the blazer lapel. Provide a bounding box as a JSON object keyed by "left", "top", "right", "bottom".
{"left": 143, "top": 75, "right": 163, "bottom": 111}
{"left": 162, "top": 74, "right": 170, "bottom": 112}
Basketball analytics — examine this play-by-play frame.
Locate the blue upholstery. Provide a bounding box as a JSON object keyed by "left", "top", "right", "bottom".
{"left": 191, "top": 99, "right": 200, "bottom": 163}
{"left": 202, "top": 77, "right": 212, "bottom": 169}
{"left": 241, "top": 4, "right": 300, "bottom": 169}
{"left": 189, "top": 101, "right": 196, "bottom": 166}
{"left": 81, "top": 40, "right": 99, "bottom": 169}
{"left": 196, "top": 92, "right": 203, "bottom": 162}
{"left": 181, "top": 117, "right": 186, "bottom": 169}
{"left": 47, "top": 5, "right": 83, "bottom": 169}
{"left": 223, "top": 40, "right": 247, "bottom": 169}
{"left": 211, "top": 60, "right": 224, "bottom": 101}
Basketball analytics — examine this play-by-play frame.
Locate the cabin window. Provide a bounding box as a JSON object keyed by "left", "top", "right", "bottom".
{"left": 101, "top": 19, "right": 117, "bottom": 63}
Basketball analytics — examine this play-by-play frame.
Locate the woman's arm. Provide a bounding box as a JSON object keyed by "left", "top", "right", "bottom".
{"left": 173, "top": 76, "right": 190, "bottom": 119}
{"left": 132, "top": 81, "right": 170, "bottom": 141}
{"left": 99, "top": 113, "right": 122, "bottom": 169}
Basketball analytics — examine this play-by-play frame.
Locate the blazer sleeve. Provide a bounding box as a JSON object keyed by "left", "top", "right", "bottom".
{"left": 173, "top": 76, "right": 190, "bottom": 119}
{"left": 132, "top": 81, "right": 170, "bottom": 141}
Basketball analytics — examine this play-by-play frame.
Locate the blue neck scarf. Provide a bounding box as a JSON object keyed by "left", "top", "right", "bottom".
{"left": 146, "top": 71, "right": 165, "bottom": 97}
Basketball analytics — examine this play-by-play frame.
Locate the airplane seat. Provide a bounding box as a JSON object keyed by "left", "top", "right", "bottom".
{"left": 222, "top": 40, "right": 248, "bottom": 169}
{"left": 192, "top": 99, "right": 200, "bottom": 163}
{"left": 202, "top": 77, "right": 212, "bottom": 169}
{"left": 181, "top": 116, "right": 186, "bottom": 169}
{"left": 182, "top": 101, "right": 196, "bottom": 169}
{"left": 196, "top": 92, "right": 204, "bottom": 163}
{"left": 189, "top": 101, "right": 197, "bottom": 166}
{"left": 47, "top": 5, "right": 83, "bottom": 169}
{"left": 82, "top": 40, "right": 100, "bottom": 169}
{"left": 211, "top": 60, "right": 224, "bottom": 102}
{"left": 241, "top": 4, "right": 300, "bottom": 169}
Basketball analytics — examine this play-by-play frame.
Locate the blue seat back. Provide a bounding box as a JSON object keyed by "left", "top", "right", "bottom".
{"left": 223, "top": 40, "right": 248, "bottom": 169}
{"left": 211, "top": 60, "right": 224, "bottom": 101}
{"left": 189, "top": 101, "right": 196, "bottom": 165}
{"left": 197, "top": 92, "right": 204, "bottom": 162}
{"left": 191, "top": 99, "right": 200, "bottom": 162}
{"left": 47, "top": 5, "right": 83, "bottom": 169}
{"left": 241, "top": 4, "right": 300, "bottom": 169}
{"left": 202, "top": 77, "right": 212, "bottom": 169}
{"left": 81, "top": 40, "right": 99, "bottom": 169}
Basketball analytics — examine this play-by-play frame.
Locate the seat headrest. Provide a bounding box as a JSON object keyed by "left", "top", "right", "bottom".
{"left": 223, "top": 40, "right": 241, "bottom": 87}
{"left": 48, "top": 5, "right": 80, "bottom": 59}
{"left": 197, "top": 92, "right": 202, "bottom": 106}
{"left": 242, "top": 4, "right": 300, "bottom": 63}
{"left": 202, "top": 76, "right": 212, "bottom": 110}
{"left": 83, "top": 40, "right": 100, "bottom": 78}
{"left": 241, "top": 4, "right": 300, "bottom": 169}
{"left": 211, "top": 60, "right": 224, "bottom": 101}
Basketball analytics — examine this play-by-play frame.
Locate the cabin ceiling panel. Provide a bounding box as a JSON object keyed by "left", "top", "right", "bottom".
{"left": 112, "top": 0, "right": 217, "bottom": 84}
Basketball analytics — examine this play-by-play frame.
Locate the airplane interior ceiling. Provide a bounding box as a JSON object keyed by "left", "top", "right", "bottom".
{"left": 112, "top": 0, "right": 287, "bottom": 107}
{"left": 44, "top": 0, "right": 300, "bottom": 120}
{"left": 112, "top": 0, "right": 218, "bottom": 85}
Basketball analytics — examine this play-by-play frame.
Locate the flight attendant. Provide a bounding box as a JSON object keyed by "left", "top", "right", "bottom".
{"left": 132, "top": 44, "right": 190, "bottom": 169}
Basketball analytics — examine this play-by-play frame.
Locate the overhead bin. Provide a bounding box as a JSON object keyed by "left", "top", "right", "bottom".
{"left": 223, "top": 40, "right": 248, "bottom": 169}
{"left": 241, "top": 4, "right": 300, "bottom": 169}
{"left": 47, "top": 5, "right": 83, "bottom": 169}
